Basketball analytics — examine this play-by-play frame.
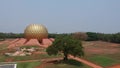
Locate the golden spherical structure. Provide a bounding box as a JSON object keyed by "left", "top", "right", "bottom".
{"left": 24, "top": 24, "right": 48, "bottom": 41}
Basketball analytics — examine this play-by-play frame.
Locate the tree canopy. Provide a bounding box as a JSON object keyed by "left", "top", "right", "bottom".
{"left": 46, "top": 36, "right": 84, "bottom": 61}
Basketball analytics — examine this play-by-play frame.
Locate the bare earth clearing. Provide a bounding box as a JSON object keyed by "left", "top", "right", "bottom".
{"left": 0, "top": 39, "right": 120, "bottom": 68}
{"left": 35, "top": 41, "right": 120, "bottom": 68}
{"left": 83, "top": 41, "right": 120, "bottom": 55}
{"left": 83, "top": 41, "right": 120, "bottom": 68}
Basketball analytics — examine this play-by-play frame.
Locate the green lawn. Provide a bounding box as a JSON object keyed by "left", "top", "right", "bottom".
{"left": 0, "top": 54, "right": 62, "bottom": 62}
{"left": 0, "top": 41, "right": 120, "bottom": 68}
{"left": 45, "top": 59, "right": 91, "bottom": 68}
{"left": 45, "top": 64, "right": 91, "bottom": 68}
{"left": 0, "top": 44, "right": 8, "bottom": 50}
{"left": 87, "top": 55, "right": 119, "bottom": 67}
{"left": 16, "top": 59, "right": 91, "bottom": 68}
{"left": 17, "top": 61, "right": 40, "bottom": 68}
{"left": 0, "top": 44, "right": 62, "bottom": 62}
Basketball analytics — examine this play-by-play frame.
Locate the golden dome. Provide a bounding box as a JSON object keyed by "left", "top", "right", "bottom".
{"left": 24, "top": 24, "right": 48, "bottom": 41}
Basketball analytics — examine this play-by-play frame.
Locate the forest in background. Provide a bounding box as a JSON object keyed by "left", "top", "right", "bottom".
{"left": 0, "top": 32, "right": 120, "bottom": 43}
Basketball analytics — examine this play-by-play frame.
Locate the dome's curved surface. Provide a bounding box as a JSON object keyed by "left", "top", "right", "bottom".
{"left": 24, "top": 24, "right": 48, "bottom": 41}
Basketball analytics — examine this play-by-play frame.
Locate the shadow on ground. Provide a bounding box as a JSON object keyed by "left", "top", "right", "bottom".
{"left": 47, "top": 59, "right": 83, "bottom": 67}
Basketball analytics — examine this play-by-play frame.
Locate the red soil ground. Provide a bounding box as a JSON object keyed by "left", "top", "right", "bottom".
{"left": 69, "top": 55, "right": 103, "bottom": 68}
{"left": 35, "top": 55, "right": 103, "bottom": 68}
{"left": 108, "top": 64, "right": 120, "bottom": 68}
{"left": 25, "top": 39, "right": 41, "bottom": 46}
{"left": 83, "top": 41, "right": 120, "bottom": 68}
{"left": 83, "top": 41, "right": 120, "bottom": 55}
{"left": 7, "top": 38, "right": 53, "bottom": 48}
{"left": 1, "top": 39, "right": 120, "bottom": 68}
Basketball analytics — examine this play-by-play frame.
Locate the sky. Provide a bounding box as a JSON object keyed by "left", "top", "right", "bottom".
{"left": 0, "top": 0, "right": 120, "bottom": 33}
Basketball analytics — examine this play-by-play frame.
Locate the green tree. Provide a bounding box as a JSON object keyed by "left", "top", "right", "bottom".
{"left": 86, "top": 32, "right": 99, "bottom": 41}
{"left": 0, "top": 32, "right": 6, "bottom": 40}
{"left": 46, "top": 36, "right": 84, "bottom": 61}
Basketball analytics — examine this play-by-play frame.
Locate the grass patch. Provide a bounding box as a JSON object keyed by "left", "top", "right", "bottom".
{"left": 45, "top": 59, "right": 91, "bottom": 68}
{"left": 45, "top": 64, "right": 86, "bottom": 68}
{"left": 0, "top": 44, "right": 8, "bottom": 50}
{"left": 0, "top": 54, "right": 63, "bottom": 62}
{"left": 103, "top": 54, "right": 120, "bottom": 61}
{"left": 0, "top": 55, "right": 6, "bottom": 62}
{"left": 88, "top": 55, "right": 119, "bottom": 67}
{"left": 63, "top": 59, "right": 83, "bottom": 66}
{"left": 17, "top": 61, "right": 40, "bottom": 68}
{"left": 13, "top": 54, "right": 62, "bottom": 61}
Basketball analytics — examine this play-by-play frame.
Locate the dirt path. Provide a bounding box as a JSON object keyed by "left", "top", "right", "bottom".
{"left": 3, "top": 55, "right": 119, "bottom": 68}
{"left": 108, "top": 64, "right": 120, "bottom": 68}
{"left": 41, "top": 58, "right": 63, "bottom": 62}
{"left": 35, "top": 55, "right": 104, "bottom": 68}
{"left": 36, "top": 62, "right": 53, "bottom": 68}
{"left": 69, "top": 55, "right": 103, "bottom": 68}
{"left": 36, "top": 58, "right": 63, "bottom": 68}
{"left": 2, "top": 59, "right": 41, "bottom": 63}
